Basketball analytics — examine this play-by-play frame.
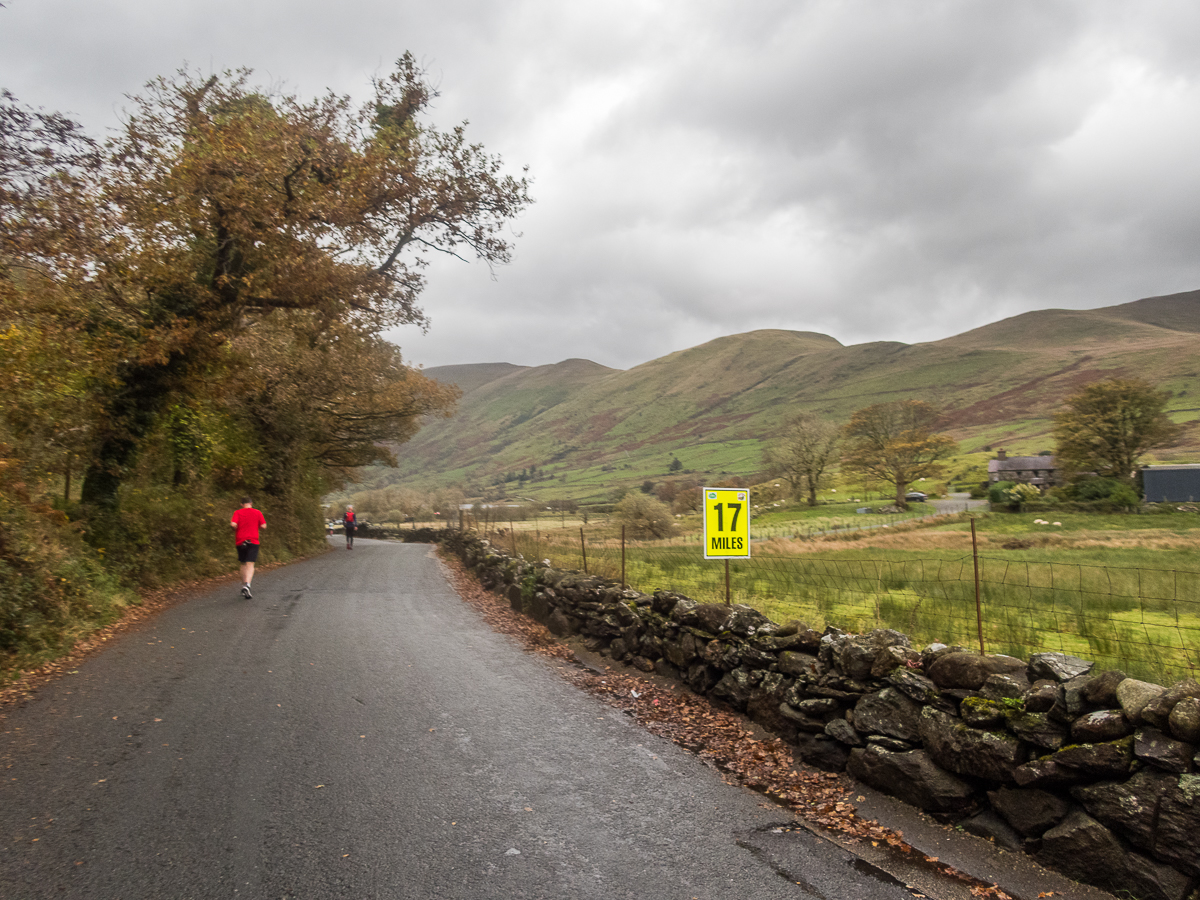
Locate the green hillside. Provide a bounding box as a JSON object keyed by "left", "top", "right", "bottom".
{"left": 367, "top": 291, "right": 1200, "bottom": 500}
{"left": 419, "top": 362, "right": 528, "bottom": 395}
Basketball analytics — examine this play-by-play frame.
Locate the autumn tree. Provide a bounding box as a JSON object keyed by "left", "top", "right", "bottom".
{"left": 78, "top": 57, "right": 530, "bottom": 509}
{"left": 226, "top": 321, "right": 460, "bottom": 495}
{"left": 0, "top": 90, "right": 106, "bottom": 492}
{"left": 616, "top": 493, "right": 677, "bottom": 539}
{"left": 764, "top": 412, "right": 839, "bottom": 507}
{"left": 1053, "top": 378, "right": 1183, "bottom": 481}
{"left": 840, "top": 400, "right": 957, "bottom": 509}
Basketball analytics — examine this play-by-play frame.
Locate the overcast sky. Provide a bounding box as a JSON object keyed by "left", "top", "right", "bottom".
{"left": 4, "top": 1, "right": 1200, "bottom": 370}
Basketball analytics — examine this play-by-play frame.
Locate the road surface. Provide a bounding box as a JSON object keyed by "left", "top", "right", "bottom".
{"left": 1, "top": 538, "right": 922, "bottom": 899}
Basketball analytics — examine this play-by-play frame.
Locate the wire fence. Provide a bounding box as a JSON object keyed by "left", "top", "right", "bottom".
{"left": 483, "top": 523, "right": 1200, "bottom": 686}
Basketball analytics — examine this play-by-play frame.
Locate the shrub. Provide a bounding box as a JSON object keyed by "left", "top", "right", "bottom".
{"left": 988, "top": 481, "right": 1016, "bottom": 505}
{"left": 0, "top": 488, "right": 133, "bottom": 666}
{"left": 1006, "top": 483, "right": 1042, "bottom": 508}
{"left": 616, "top": 493, "right": 677, "bottom": 539}
{"left": 1069, "top": 477, "right": 1122, "bottom": 501}
{"left": 1107, "top": 483, "right": 1141, "bottom": 511}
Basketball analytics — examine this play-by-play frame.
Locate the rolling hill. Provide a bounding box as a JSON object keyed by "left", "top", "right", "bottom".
{"left": 368, "top": 290, "right": 1200, "bottom": 500}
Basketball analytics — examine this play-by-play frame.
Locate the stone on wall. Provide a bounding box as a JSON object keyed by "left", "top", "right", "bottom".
{"left": 1081, "top": 669, "right": 1126, "bottom": 708}
{"left": 1049, "top": 673, "right": 1095, "bottom": 723}
{"left": 926, "top": 651, "right": 1025, "bottom": 690}
{"left": 777, "top": 651, "right": 819, "bottom": 677}
{"left": 1024, "top": 680, "right": 1059, "bottom": 713}
{"left": 1135, "top": 727, "right": 1195, "bottom": 774}
{"left": 685, "top": 661, "right": 720, "bottom": 694}
{"left": 712, "top": 667, "right": 760, "bottom": 710}
{"left": 987, "top": 786, "right": 1071, "bottom": 837}
{"left": 830, "top": 629, "right": 910, "bottom": 682}
{"left": 1071, "top": 710, "right": 1133, "bottom": 743}
{"left": 1005, "top": 710, "right": 1068, "bottom": 751}
{"left": 885, "top": 669, "right": 945, "bottom": 707}
{"left": 1051, "top": 738, "right": 1135, "bottom": 779}
{"left": 1152, "top": 773, "right": 1200, "bottom": 877}
{"left": 1117, "top": 678, "right": 1168, "bottom": 724}
{"left": 1028, "top": 651, "right": 1094, "bottom": 683}
{"left": 1071, "top": 767, "right": 1170, "bottom": 853}
{"left": 1012, "top": 758, "right": 1086, "bottom": 789}
{"left": 663, "top": 631, "right": 701, "bottom": 668}
{"left": 959, "top": 697, "right": 1007, "bottom": 730}
{"left": 795, "top": 734, "right": 851, "bottom": 772}
{"left": 746, "top": 672, "right": 796, "bottom": 740}
{"left": 825, "top": 718, "right": 863, "bottom": 747}
{"left": 546, "top": 608, "right": 578, "bottom": 637}
{"left": 1038, "top": 810, "right": 1197, "bottom": 900}
{"left": 979, "top": 673, "right": 1028, "bottom": 701}
{"left": 847, "top": 746, "right": 976, "bottom": 814}
{"left": 919, "top": 707, "right": 1026, "bottom": 782}
{"left": 686, "top": 603, "right": 732, "bottom": 635}
{"left": 725, "top": 604, "right": 775, "bottom": 637}
{"left": 1143, "top": 680, "right": 1200, "bottom": 730}
{"left": 1169, "top": 697, "right": 1200, "bottom": 743}
{"left": 853, "top": 688, "right": 923, "bottom": 743}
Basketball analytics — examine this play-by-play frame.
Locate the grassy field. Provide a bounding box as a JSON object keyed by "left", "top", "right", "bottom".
{"left": 478, "top": 505, "right": 1200, "bottom": 686}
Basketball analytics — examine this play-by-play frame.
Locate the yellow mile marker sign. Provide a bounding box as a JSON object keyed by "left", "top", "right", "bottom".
{"left": 703, "top": 488, "right": 750, "bottom": 559}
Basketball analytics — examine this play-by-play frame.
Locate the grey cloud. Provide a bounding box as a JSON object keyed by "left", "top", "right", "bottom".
{"left": 4, "top": 0, "right": 1200, "bottom": 370}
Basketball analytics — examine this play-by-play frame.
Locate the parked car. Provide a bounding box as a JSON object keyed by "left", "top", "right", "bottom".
{"left": 905, "top": 491, "right": 928, "bottom": 502}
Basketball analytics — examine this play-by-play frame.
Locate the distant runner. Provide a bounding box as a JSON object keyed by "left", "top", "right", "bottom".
{"left": 230, "top": 497, "right": 266, "bottom": 598}
{"left": 343, "top": 505, "right": 357, "bottom": 550}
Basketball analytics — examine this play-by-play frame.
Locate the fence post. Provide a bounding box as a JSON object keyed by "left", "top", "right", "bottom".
{"left": 510, "top": 516, "right": 517, "bottom": 557}
{"left": 580, "top": 526, "right": 588, "bottom": 574}
{"left": 621, "top": 525, "right": 626, "bottom": 588}
{"left": 972, "top": 517, "right": 985, "bottom": 655}
{"left": 725, "top": 559, "right": 731, "bottom": 605}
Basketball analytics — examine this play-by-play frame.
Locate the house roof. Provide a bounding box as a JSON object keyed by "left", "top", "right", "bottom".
{"left": 988, "top": 456, "right": 1056, "bottom": 472}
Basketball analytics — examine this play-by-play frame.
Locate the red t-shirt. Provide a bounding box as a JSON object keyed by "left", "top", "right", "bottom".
{"left": 231, "top": 507, "right": 266, "bottom": 545}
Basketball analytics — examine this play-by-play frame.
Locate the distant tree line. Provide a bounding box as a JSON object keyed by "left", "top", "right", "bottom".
{"left": 761, "top": 378, "right": 1181, "bottom": 511}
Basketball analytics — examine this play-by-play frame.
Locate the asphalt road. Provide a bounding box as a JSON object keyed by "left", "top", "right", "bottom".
{"left": 1, "top": 538, "right": 922, "bottom": 899}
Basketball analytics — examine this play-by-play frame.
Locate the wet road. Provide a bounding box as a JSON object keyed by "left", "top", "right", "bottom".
{"left": 1, "top": 538, "right": 920, "bottom": 899}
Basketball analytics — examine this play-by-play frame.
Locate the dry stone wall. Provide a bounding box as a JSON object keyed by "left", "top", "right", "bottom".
{"left": 439, "top": 531, "right": 1200, "bottom": 900}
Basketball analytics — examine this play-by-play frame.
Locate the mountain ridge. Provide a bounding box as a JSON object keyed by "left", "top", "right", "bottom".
{"left": 383, "top": 290, "right": 1200, "bottom": 498}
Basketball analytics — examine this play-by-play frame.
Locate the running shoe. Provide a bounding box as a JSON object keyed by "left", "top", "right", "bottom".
{"left": 241, "top": 584, "right": 252, "bottom": 599}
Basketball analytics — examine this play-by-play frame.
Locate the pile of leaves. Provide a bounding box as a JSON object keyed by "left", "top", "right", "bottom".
{"left": 439, "top": 552, "right": 1017, "bottom": 899}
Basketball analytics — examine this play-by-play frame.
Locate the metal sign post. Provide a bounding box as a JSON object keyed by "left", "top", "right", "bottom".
{"left": 702, "top": 487, "right": 751, "bottom": 604}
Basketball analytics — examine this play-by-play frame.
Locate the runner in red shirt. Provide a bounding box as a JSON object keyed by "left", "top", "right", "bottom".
{"left": 230, "top": 497, "right": 266, "bottom": 599}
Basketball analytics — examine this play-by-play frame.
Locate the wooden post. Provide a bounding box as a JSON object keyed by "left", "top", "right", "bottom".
{"left": 725, "top": 559, "right": 731, "bottom": 605}
{"left": 510, "top": 516, "right": 517, "bottom": 557}
{"left": 580, "top": 526, "right": 588, "bottom": 574}
{"left": 972, "top": 517, "right": 985, "bottom": 655}
{"left": 621, "top": 525, "right": 626, "bottom": 588}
